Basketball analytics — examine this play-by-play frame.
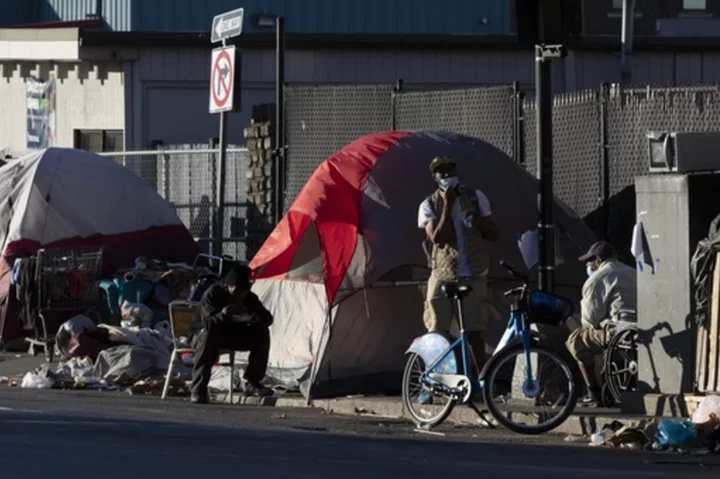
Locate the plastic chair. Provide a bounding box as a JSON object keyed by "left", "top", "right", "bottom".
{"left": 161, "top": 300, "right": 236, "bottom": 403}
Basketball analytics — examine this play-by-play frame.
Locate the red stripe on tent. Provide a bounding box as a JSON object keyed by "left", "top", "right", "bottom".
{"left": 250, "top": 210, "right": 311, "bottom": 280}
{"left": 250, "top": 131, "right": 412, "bottom": 304}
{"left": 4, "top": 223, "right": 198, "bottom": 276}
{"left": 0, "top": 223, "right": 199, "bottom": 343}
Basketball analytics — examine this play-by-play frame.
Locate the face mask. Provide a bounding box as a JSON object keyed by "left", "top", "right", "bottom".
{"left": 586, "top": 266, "right": 596, "bottom": 278}
{"left": 438, "top": 176, "right": 459, "bottom": 191}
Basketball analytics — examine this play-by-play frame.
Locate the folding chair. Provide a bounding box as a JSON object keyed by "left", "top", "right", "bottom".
{"left": 161, "top": 300, "right": 236, "bottom": 403}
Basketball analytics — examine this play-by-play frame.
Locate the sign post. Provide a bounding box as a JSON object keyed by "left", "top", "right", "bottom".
{"left": 209, "top": 8, "right": 243, "bottom": 257}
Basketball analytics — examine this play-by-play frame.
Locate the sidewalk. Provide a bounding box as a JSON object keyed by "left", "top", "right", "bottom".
{"left": 0, "top": 352, "right": 664, "bottom": 438}
{"left": 0, "top": 352, "right": 45, "bottom": 380}
{"left": 214, "top": 391, "right": 654, "bottom": 437}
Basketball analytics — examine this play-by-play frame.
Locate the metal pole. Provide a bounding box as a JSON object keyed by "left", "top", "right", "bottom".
{"left": 215, "top": 110, "right": 228, "bottom": 257}
{"left": 391, "top": 78, "right": 403, "bottom": 131}
{"left": 599, "top": 83, "right": 610, "bottom": 240}
{"left": 274, "top": 16, "right": 286, "bottom": 225}
{"left": 536, "top": 44, "right": 556, "bottom": 293}
{"left": 620, "top": 0, "right": 636, "bottom": 85}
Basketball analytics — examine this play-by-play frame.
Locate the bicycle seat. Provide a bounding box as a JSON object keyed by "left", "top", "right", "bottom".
{"left": 441, "top": 282, "right": 473, "bottom": 299}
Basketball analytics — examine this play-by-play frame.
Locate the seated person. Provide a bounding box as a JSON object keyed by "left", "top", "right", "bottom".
{"left": 190, "top": 265, "right": 273, "bottom": 404}
{"left": 565, "top": 241, "right": 637, "bottom": 407}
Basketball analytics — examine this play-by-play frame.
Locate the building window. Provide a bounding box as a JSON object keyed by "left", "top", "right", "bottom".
{"left": 74, "top": 129, "right": 123, "bottom": 153}
{"left": 683, "top": 0, "right": 706, "bottom": 10}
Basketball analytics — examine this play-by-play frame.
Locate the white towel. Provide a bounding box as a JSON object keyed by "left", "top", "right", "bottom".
{"left": 517, "top": 229, "right": 539, "bottom": 270}
{"left": 630, "top": 221, "right": 644, "bottom": 271}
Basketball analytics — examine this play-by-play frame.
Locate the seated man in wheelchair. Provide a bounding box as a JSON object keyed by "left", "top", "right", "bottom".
{"left": 566, "top": 241, "right": 637, "bottom": 407}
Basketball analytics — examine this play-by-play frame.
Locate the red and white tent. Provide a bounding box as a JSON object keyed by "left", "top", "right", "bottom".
{"left": 0, "top": 147, "right": 199, "bottom": 342}
{"left": 250, "top": 130, "right": 597, "bottom": 399}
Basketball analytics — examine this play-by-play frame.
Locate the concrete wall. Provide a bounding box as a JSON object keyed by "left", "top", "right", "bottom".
{"left": 0, "top": 60, "right": 124, "bottom": 154}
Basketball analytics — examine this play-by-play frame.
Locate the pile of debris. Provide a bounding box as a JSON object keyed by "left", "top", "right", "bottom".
{"left": 568, "top": 395, "right": 720, "bottom": 456}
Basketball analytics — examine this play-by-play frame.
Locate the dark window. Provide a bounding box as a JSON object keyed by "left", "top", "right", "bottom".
{"left": 74, "top": 129, "right": 124, "bottom": 153}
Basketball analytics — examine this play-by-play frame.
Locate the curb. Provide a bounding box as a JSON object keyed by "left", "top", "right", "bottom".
{"left": 212, "top": 392, "right": 650, "bottom": 437}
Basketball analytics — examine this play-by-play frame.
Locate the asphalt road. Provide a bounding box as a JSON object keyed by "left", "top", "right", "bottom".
{"left": 0, "top": 387, "right": 717, "bottom": 479}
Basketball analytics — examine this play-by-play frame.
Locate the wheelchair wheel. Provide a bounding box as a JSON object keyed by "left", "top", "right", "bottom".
{"left": 603, "top": 328, "right": 638, "bottom": 405}
{"left": 601, "top": 383, "right": 615, "bottom": 408}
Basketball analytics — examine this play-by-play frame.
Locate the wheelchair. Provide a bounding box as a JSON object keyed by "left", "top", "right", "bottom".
{"left": 600, "top": 322, "right": 639, "bottom": 406}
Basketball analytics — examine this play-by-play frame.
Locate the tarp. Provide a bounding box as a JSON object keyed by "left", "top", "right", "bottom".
{"left": 0, "top": 147, "right": 199, "bottom": 342}
{"left": 249, "top": 130, "right": 597, "bottom": 398}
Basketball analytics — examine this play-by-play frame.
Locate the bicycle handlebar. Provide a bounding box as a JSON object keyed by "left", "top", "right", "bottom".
{"left": 500, "top": 260, "right": 529, "bottom": 282}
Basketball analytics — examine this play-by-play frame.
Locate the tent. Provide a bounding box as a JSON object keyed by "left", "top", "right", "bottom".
{"left": 250, "top": 131, "right": 597, "bottom": 398}
{"left": 0, "top": 147, "right": 199, "bottom": 343}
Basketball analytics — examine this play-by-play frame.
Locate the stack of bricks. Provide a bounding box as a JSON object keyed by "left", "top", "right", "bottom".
{"left": 243, "top": 103, "right": 276, "bottom": 260}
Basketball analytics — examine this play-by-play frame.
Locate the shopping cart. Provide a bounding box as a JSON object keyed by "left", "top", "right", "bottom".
{"left": 27, "top": 245, "right": 105, "bottom": 362}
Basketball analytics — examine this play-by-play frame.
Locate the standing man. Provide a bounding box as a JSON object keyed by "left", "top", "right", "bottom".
{"left": 566, "top": 241, "right": 637, "bottom": 407}
{"left": 190, "top": 265, "right": 274, "bottom": 404}
{"left": 418, "top": 156, "right": 499, "bottom": 372}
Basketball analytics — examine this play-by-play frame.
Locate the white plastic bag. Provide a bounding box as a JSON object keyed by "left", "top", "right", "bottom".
{"left": 691, "top": 395, "right": 720, "bottom": 425}
{"left": 20, "top": 371, "right": 54, "bottom": 389}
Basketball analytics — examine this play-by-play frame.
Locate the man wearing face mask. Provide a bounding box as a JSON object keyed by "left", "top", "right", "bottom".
{"left": 190, "top": 265, "right": 274, "bottom": 404}
{"left": 418, "top": 156, "right": 499, "bottom": 381}
{"left": 565, "top": 241, "right": 637, "bottom": 407}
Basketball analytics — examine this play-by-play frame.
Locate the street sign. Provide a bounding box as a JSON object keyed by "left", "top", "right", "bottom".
{"left": 211, "top": 7, "right": 244, "bottom": 44}
{"left": 209, "top": 46, "right": 238, "bottom": 113}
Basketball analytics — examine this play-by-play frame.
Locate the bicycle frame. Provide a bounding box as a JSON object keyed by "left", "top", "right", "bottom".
{"left": 412, "top": 265, "right": 538, "bottom": 398}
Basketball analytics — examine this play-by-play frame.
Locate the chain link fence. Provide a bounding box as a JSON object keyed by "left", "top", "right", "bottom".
{"left": 395, "top": 85, "right": 516, "bottom": 157}
{"left": 96, "top": 83, "right": 720, "bottom": 265}
{"left": 283, "top": 84, "right": 394, "bottom": 212}
{"left": 99, "top": 145, "right": 250, "bottom": 260}
{"left": 281, "top": 82, "right": 720, "bottom": 258}
{"left": 605, "top": 85, "right": 720, "bottom": 258}
{"left": 522, "top": 90, "right": 604, "bottom": 235}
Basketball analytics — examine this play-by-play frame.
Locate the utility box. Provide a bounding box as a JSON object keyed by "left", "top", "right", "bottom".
{"left": 634, "top": 173, "right": 720, "bottom": 397}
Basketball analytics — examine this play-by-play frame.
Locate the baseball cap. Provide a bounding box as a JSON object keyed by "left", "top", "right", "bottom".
{"left": 578, "top": 241, "right": 616, "bottom": 262}
{"left": 429, "top": 156, "right": 456, "bottom": 173}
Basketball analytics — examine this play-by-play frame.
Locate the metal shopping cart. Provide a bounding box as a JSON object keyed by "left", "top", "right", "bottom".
{"left": 27, "top": 246, "right": 105, "bottom": 362}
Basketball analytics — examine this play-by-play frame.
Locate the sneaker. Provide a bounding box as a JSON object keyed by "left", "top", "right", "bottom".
{"left": 244, "top": 382, "right": 274, "bottom": 397}
{"left": 578, "top": 390, "right": 601, "bottom": 408}
{"left": 190, "top": 393, "right": 210, "bottom": 404}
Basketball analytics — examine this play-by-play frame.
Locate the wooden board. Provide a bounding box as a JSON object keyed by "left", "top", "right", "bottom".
{"left": 696, "top": 251, "right": 720, "bottom": 393}
{"left": 685, "top": 394, "right": 705, "bottom": 417}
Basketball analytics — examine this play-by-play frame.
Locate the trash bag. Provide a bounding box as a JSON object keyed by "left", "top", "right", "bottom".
{"left": 55, "top": 314, "right": 97, "bottom": 359}
{"left": 20, "top": 364, "right": 55, "bottom": 389}
{"left": 690, "top": 213, "right": 720, "bottom": 326}
{"left": 655, "top": 419, "right": 697, "bottom": 448}
{"left": 692, "top": 395, "right": 720, "bottom": 428}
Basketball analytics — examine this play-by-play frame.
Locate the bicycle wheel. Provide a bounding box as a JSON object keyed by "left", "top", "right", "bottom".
{"left": 482, "top": 344, "right": 578, "bottom": 435}
{"left": 603, "top": 328, "right": 638, "bottom": 404}
{"left": 402, "top": 353, "right": 455, "bottom": 427}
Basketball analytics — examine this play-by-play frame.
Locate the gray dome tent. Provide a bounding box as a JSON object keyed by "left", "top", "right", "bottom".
{"left": 248, "top": 130, "right": 597, "bottom": 398}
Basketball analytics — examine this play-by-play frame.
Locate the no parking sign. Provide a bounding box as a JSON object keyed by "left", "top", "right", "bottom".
{"left": 209, "top": 46, "right": 239, "bottom": 113}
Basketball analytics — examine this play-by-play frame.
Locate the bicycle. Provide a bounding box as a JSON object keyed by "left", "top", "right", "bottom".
{"left": 402, "top": 261, "right": 580, "bottom": 435}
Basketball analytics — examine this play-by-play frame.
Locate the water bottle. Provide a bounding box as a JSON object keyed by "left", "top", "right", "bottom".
{"left": 589, "top": 428, "right": 614, "bottom": 447}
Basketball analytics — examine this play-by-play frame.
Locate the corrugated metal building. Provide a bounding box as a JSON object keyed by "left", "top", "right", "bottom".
{"left": 2, "top": 0, "right": 511, "bottom": 34}
{"left": 1, "top": 1, "right": 720, "bottom": 154}
{"left": 0, "top": 0, "right": 517, "bottom": 154}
